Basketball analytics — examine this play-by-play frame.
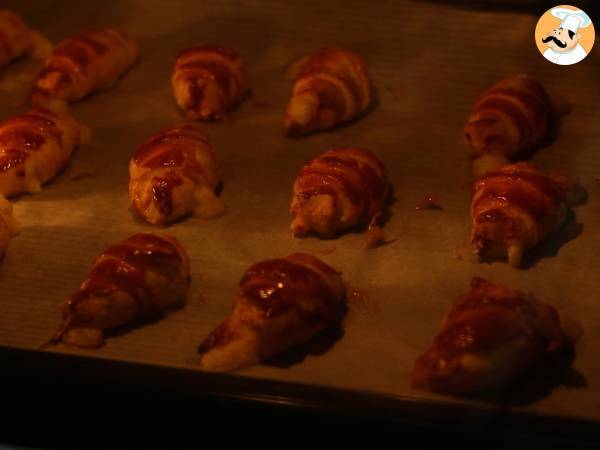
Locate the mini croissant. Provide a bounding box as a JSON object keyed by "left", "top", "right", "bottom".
{"left": 198, "top": 253, "right": 346, "bottom": 372}
{"left": 0, "top": 109, "right": 82, "bottom": 197}
{"left": 471, "top": 162, "right": 581, "bottom": 268}
{"left": 291, "top": 147, "right": 389, "bottom": 238}
{"left": 0, "top": 9, "right": 35, "bottom": 71}
{"left": 284, "top": 47, "right": 372, "bottom": 137}
{"left": 464, "top": 75, "right": 555, "bottom": 175}
{"left": 172, "top": 45, "right": 248, "bottom": 121}
{"left": 0, "top": 195, "right": 17, "bottom": 262}
{"left": 31, "top": 28, "right": 139, "bottom": 110}
{"left": 129, "top": 124, "right": 223, "bottom": 225}
{"left": 51, "top": 233, "right": 190, "bottom": 348}
{"left": 411, "top": 277, "right": 568, "bottom": 396}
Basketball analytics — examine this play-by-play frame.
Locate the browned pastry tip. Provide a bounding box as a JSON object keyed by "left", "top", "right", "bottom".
{"left": 198, "top": 253, "right": 345, "bottom": 372}
{"left": 464, "top": 75, "right": 558, "bottom": 176}
{"left": 0, "top": 109, "right": 82, "bottom": 197}
{"left": 471, "top": 162, "right": 581, "bottom": 268}
{"left": 284, "top": 47, "right": 372, "bottom": 137}
{"left": 129, "top": 124, "right": 223, "bottom": 225}
{"left": 51, "top": 232, "right": 190, "bottom": 348}
{"left": 31, "top": 27, "right": 139, "bottom": 109}
{"left": 172, "top": 45, "right": 248, "bottom": 121}
{"left": 290, "top": 147, "right": 389, "bottom": 238}
{"left": 411, "top": 277, "right": 569, "bottom": 396}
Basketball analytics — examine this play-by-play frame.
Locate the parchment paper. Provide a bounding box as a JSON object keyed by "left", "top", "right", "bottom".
{"left": 1, "top": 0, "right": 599, "bottom": 423}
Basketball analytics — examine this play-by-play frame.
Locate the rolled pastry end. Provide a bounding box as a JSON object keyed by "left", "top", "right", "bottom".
{"left": 198, "top": 320, "right": 261, "bottom": 372}
{"left": 30, "top": 92, "right": 69, "bottom": 113}
{"left": 472, "top": 153, "right": 511, "bottom": 179}
{"left": 508, "top": 245, "right": 524, "bottom": 269}
{"left": 473, "top": 224, "right": 524, "bottom": 268}
{"left": 62, "top": 327, "right": 104, "bottom": 348}
{"left": 291, "top": 194, "right": 340, "bottom": 238}
{"left": 284, "top": 91, "right": 319, "bottom": 137}
{"left": 193, "top": 186, "right": 226, "bottom": 219}
{"left": 29, "top": 31, "right": 53, "bottom": 60}
{"left": 180, "top": 78, "right": 227, "bottom": 121}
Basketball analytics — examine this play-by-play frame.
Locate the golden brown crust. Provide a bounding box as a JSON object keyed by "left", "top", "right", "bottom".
{"left": 471, "top": 162, "right": 579, "bottom": 267}
{"left": 52, "top": 233, "right": 190, "bottom": 348}
{"left": 290, "top": 147, "right": 389, "bottom": 238}
{"left": 31, "top": 28, "right": 139, "bottom": 108}
{"left": 172, "top": 45, "right": 247, "bottom": 121}
{"left": 411, "top": 277, "right": 568, "bottom": 396}
{"left": 198, "top": 253, "right": 346, "bottom": 372}
{"left": 0, "top": 9, "right": 34, "bottom": 71}
{"left": 284, "top": 47, "right": 371, "bottom": 137}
{"left": 129, "top": 124, "right": 223, "bottom": 225}
{"left": 0, "top": 109, "right": 81, "bottom": 197}
{"left": 464, "top": 75, "right": 554, "bottom": 165}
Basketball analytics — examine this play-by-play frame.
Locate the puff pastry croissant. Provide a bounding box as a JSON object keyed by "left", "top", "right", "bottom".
{"left": 172, "top": 45, "right": 248, "bottom": 121}
{"left": 0, "top": 109, "right": 82, "bottom": 197}
{"left": 411, "top": 277, "right": 568, "bottom": 396}
{"left": 0, "top": 9, "right": 35, "bottom": 71}
{"left": 284, "top": 47, "right": 371, "bottom": 137}
{"left": 31, "top": 28, "right": 139, "bottom": 110}
{"left": 464, "top": 75, "right": 555, "bottom": 175}
{"left": 291, "top": 147, "right": 389, "bottom": 238}
{"left": 472, "top": 162, "right": 581, "bottom": 268}
{"left": 198, "top": 253, "right": 346, "bottom": 372}
{"left": 51, "top": 233, "right": 190, "bottom": 348}
{"left": 129, "top": 124, "right": 223, "bottom": 225}
{"left": 0, "top": 195, "right": 17, "bottom": 262}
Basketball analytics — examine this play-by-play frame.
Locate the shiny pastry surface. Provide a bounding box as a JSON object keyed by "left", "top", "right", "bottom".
{"left": 471, "top": 162, "right": 581, "bottom": 267}
{"left": 464, "top": 75, "right": 555, "bottom": 175}
{"left": 129, "top": 124, "right": 223, "bottom": 225}
{"left": 31, "top": 27, "right": 139, "bottom": 109}
{"left": 172, "top": 45, "right": 247, "bottom": 121}
{"left": 284, "top": 47, "right": 372, "bottom": 137}
{"left": 52, "top": 233, "right": 190, "bottom": 348}
{"left": 411, "top": 277, "right": 568, "bottom": 396}
{"left": 0, "top": 109, "right": 82, "bottom": 197}
{"left": 291, "top": 147, "right": 389, "bottom": 238}
{"left": 198, "top": 253, "right": 345, "bottom": 372}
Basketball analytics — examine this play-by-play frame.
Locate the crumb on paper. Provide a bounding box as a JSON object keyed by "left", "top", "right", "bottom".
{"left": 454, "top": 243, "right": 476, "bottom": 262}
{"left": 365, "top": 223, "right": 386, "bottom": 248}
{"left": 365, "top": 213, "right": 389, "bottom": 248}
{"left": 194, "top": 294, "right": 207, "bottom": 306}
{"left": 454, "top": 244, "right": 464, "bottom": 261}
{"left": 310, "top": 245, "right": 337, "bottom": 255}
{"left": 415, "top": 196, "right": 442, "bottom": 211}
{"left": 69, "top": 172, "right": 96, "bottom": 181}
{"left": 346, "top": 287, "right": 380, "bottom": 317}
{"left": 384, "top": 84, "right": 403, "bottom": 100}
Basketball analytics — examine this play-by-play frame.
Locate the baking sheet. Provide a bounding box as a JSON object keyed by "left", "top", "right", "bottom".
{"left": 1, "top": 0, "right": 599, "bottom": 423}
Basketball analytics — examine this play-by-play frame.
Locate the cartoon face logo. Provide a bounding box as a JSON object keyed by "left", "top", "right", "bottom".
{"left": 542, "top": 27, "right": 580, "bottom": 52}
{"left": 535, "top": 6, "right": 594, "bottom": 65}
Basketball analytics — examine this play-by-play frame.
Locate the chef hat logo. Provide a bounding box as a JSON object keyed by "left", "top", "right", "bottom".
{"left": 535, "top": 5, "right": 595, "bottom": 66}
{"left": 551, "top": 7, "right": 592, "bottom": 33}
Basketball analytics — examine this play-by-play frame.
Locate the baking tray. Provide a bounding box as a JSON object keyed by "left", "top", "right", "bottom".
{"left": 1, "top": 0, "right": 599, "bottom": 429}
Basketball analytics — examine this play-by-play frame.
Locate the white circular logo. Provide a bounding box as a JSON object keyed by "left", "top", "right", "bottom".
{"left": 535, "top": 5, "right": 595, "bottom": 66}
